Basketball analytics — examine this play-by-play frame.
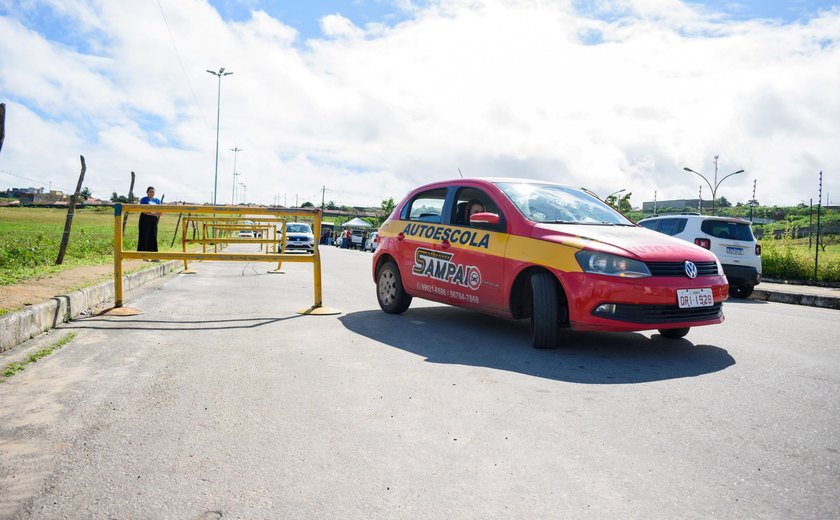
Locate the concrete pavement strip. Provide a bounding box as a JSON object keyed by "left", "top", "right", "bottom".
{"left": 750, "top": 280, "right": 840, "bottom": 310}
{"left": 1, "top": 265, "right": 838, "bottom": 353}
{"left": 0, "top": 261, "right": 179, "bottom": 353}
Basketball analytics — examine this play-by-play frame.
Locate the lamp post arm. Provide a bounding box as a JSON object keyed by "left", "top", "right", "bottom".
{"left": 685, "top": 169, "right": 714, "bottom": 195}
{"left": 715, "top": 170, "right": 745, "bottom": 191}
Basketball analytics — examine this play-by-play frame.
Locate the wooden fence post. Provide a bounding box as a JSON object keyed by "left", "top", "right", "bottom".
{"left": 0, "top": 103, "right": 6, "bottom": 154}
{"left": 56, "top": 156, "right": 87, "bottom": 265}
{"left": 122, "top": 171, "right": 136, "bottom": 233}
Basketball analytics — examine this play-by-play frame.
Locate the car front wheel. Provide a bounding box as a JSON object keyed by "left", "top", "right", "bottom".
{"left": 376, "top": 261, "right": 412, "bottom": 314}
{"left": 530, "top": 272, "right": 561, "bottom": 349}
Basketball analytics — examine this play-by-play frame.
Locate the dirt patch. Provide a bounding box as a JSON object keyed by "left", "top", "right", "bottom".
{"left": 0, "top": 261, "right": 146, "bottom": 313}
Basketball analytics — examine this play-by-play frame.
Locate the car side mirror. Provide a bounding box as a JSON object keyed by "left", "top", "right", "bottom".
{"left": 469, "top": 212, "right": 500, "bottom": 225}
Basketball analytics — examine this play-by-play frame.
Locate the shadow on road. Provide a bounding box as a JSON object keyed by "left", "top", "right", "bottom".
{"left": 340, "top": 308, "right": 736, "bottom": 384}
{"left": 64, "top": 315, "right": 303, "bottom": 331}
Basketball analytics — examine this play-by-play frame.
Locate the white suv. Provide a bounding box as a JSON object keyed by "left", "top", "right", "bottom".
{"left": 284, "top": 222, "right": 315, "bottom": 253}
{"left": 637, "top": 214, "right": 762, "bottom": 298}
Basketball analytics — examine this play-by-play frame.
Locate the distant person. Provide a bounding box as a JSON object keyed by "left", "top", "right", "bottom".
{"left": 138, "top": 186, "right": 161, "bottom": 258}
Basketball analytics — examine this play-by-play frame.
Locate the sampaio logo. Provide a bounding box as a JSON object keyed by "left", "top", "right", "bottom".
{"left": 413, "top": 248, "right": 482, "bottom": 290}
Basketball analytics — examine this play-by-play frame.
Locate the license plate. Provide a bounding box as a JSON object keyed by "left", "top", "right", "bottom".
{"left": 677, "top": 288, "right": 714, "bottom": 308}
{"left": 726, "top": 246, "right": 744, "bottom": 255}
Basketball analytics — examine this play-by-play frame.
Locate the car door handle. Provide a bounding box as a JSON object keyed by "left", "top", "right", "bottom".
{"left": 441, "top": 240, "right": 451, "bottom": 250}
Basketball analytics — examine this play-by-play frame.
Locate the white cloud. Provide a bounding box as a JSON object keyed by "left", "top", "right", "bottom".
{"left": 319, "top": 13, "right": 365, "bottom": 39}
{"left": 0, "top": 0, "right": 838, "bottom": 207}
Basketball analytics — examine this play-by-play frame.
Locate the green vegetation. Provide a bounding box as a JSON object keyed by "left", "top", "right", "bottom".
{"left": 0, "top": 206, "right": 187, "bottom": 285}
{"left": 1, "top": 332, "right": 76, "bottom": 382}
{"left": 760, "top": 236, "right": 840, "bottom": 283}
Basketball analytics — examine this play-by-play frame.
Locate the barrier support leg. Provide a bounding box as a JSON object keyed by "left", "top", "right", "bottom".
{"left": 297, "top": 222, "right": 339, "bottom": 315}
{"left": 101, "top": 204, "right": 142, "bottom": 316}
{"left": 181, "top": 215, "right": 196, "bottom": 274}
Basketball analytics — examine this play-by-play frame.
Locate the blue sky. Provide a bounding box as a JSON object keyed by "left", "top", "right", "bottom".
{"left": 207, "top": 0, "right": 424, "bottom": 41}
{"left": 6, "top": 1, "right": 836, "bottom": 51}
{"left": 221, "top": 0, "right": 837, "bottom": 38}
{"left": 1, "top": 0, "right": 839, "bottom": 205}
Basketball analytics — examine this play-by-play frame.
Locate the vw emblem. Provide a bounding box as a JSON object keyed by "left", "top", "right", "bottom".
{"left": 684, "top": 261, "right": 698, "bottom": 279}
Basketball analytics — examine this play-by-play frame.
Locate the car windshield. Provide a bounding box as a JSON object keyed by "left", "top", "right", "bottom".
{"left": 495, "top": 182, "right": 632, "bottom": 225}
{"left": 286, "top": 224, "right": 311, "bottom": 234}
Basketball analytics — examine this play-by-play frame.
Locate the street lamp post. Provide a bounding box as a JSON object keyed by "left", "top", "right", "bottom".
{"left": 230, "top": 147, "right": 242, "bottom": 205}
{"left": 207, "top": 67, "right": 233, "bottom": 205}
{"left": 683, "top": 155, "right": 744, "bottom": 216}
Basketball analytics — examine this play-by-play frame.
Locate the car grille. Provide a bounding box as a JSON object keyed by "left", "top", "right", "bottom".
{"left": 646, "top": 261, "right": 718, "bottom": 277}
{"left": 593, "top": 303, "right": 723, "bottom": 324}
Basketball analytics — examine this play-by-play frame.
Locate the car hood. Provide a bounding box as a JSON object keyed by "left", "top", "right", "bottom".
{"left": 532, "top": 223, "right": 717, "bottom": 262}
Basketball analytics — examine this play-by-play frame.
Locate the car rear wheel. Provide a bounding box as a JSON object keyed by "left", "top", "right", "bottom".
{"left": 729, "top": 285, "right": 753, "bottom": 299}
{"left": 530, "top": 272, "right": 561, "bottom": 349}
{"left": 376, "top": 261, "right": 412, "bottom": 314}
{"left": 658, "top": 327, "right": 690, "bottom": 339}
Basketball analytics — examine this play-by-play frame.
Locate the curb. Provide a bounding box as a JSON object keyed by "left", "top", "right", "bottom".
{"left": 748, "top": 288, "right": 840, "bottom": 310}
{"left": 0, "top": 261, "right": 178, "bottom": 353}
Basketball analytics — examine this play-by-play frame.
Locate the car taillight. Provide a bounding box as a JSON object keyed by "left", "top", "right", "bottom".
{"left": 755, "top": 244, "right": 761, "bottom": 256}
{"left": 694, "top": 238, "right": 710, "bottom": 249}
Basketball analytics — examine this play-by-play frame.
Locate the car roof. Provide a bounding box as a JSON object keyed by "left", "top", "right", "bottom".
{"left": 639, "top": 214, "right": 751, "bottom": 224}
{"left": 409, "top": 177, "right": 580, "bottom": 191}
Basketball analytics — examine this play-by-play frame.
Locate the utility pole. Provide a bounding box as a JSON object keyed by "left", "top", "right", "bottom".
{"left": 809, "top": 199, "right": 813, "bottom": 249}
{"left": 749, "top": 179, "right": 757, "bottom": 222}
{"left": 815, "top": 171, "right": 823, "bottom": 281}
{"left": 698, "top": 186, "right": 702, "bottom": 213}
{"left": 230, "top": 147, "right": 243, "bottom": 204}
{"left": 295, "top": 194, "right": 298, "bottom": 208}
{"left": 321, "top": 185, "right": 326, "bottom": 210}
{"left": 653, "top": 190, "right": 657, "bottom": 216}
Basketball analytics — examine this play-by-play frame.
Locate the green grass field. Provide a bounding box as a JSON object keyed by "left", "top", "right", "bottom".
{"left": 0, "top": 206, "right": 189, "bottom": 285}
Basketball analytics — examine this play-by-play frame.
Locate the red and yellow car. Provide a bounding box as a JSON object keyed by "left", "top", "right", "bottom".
{"left": 372, "top": 178, "right": 728, "bottom": 348}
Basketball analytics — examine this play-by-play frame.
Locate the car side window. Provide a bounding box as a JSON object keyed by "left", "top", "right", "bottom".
{"left": 449, "top": 187, "right": 504, "bottom": 231}
{"left": 404, "top": 188, "right": 447, "bottom": 223}
{"left": 657, "top": 218, "right": 687, "bottom": 236}
{"left": 638, "top": 220, "right": 659, "bottom": 231}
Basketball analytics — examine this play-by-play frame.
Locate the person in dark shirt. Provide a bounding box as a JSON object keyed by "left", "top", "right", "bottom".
{"left": 138, "top": 186, "right": 161, "bottom": 256}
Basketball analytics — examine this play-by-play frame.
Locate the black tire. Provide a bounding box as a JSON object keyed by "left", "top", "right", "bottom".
{"left": 729, "top": 285, "right": 753, "bottom": 299}
{"left": 530, "top": 272, "right": 561, "bottom": 349}
{"left": 658, "top": 327, "right": 690, "bottom": 339}
{"left": 376, "top": 261, "right": 412, "bottom": 314}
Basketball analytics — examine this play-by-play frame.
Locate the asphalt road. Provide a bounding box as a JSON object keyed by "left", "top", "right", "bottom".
{"left": 1, "top": 245, "right": 838, "bottom": 519}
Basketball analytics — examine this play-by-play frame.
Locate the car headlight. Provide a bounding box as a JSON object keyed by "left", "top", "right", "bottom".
{"left": 575, "top": 251, "right": 651, "bottom": 278}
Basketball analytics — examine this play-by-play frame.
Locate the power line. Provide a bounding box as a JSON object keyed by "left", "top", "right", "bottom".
{"left": 156, "top": 0, "right": 209, "bottom": 127}
{"left": 0, "top": 168, "right": 67, "bottom": 191}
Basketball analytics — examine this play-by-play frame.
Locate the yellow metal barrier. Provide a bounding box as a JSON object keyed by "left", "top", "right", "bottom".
{"left": 111, "top": 204, "right": 338, "bottom": 315}
{"left": 180, "top": 216, "right": 287, "bottom": 270}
